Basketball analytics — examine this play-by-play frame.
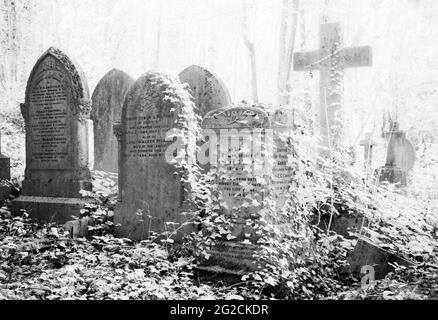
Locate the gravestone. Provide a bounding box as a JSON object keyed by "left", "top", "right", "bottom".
{"left": 114, "top": 72, "right": 197, "bottom": 241}
{"left": 12, "top": 47, "right": 94, "bottom": 223}
{"left": 348, "top": 238, "right": 414, "bottom": 280}
{"left": 294, "top": 22, "right": 372, "bottom": 150}
{"left": 201, "top": 105, "right": 272, "bottom": 273}
{"left": 0, "top": 132, "right": 11, "bottom": 181}
{"left": 91, "top": 69, "right": 134, "bottom": 173}
{"left": 0, "top": 133, "right": 11, "bottom": 205}
{"left": 379, "top": 122, "right": 416, "bottom": 187}
{"left": 270, "top": 108, "right": 295, "bottom": 216}
{"left": 179, "top": 65, "right": 231, "bottom": 117}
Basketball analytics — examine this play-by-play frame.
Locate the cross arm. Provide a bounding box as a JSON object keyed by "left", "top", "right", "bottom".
{"left": 293, "top": 50, "right": 321, "bottom": 71}
{"left": 341, "top": 46, "right": 373, "bottom": 68}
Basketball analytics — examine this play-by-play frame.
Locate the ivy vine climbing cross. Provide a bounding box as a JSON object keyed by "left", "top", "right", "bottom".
{"left": 293, "top": 22, "right": 373, "bottom": 150}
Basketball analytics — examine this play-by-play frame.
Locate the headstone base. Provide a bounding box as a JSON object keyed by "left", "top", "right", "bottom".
{"left": 12, "top": 196, "right": 96, "bottom": 224}
{"left": 199, "top": 242, "right": 261, "bottom": 274}
{"left": 114, "top": 202, "right": 195, "bottom": 241}
{"left": 0, "top": 156, "right": 11, "bottom": 181}
{"left": 379, "top": 165, "right": 406, "bottom": 186}
{"left": 21, "top": 179, "right": 92, "bottom": 199}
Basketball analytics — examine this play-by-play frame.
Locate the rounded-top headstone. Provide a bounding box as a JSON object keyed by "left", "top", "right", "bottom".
{"left": 385, "top": 129, "right": 416, "bottom": 173}
{"left": 179, "top": 65, "right": 231, "bottom": 116}
{"left": 91, "top": 69, "right": 134, "bottom": 172}
{"left": 115, "top": 71, "right": 197, "bottom": 241}
{"left": 22, "top": 47, "right": 91, "bottom": 190}
{"left": 12, "top": 47, "right": 94, "bottom": 223}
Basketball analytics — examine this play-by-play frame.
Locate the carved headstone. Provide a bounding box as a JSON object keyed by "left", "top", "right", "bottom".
{"left": 91, "top": 69, "right": 134, "bottom": 172}
{"left": 270, "top": 108, "right": 295, "bottom": 215}
{"left": 114, "top": 72, "right": 197, "bottom": 241}
{"left": 179, "top": 65, "right": 231, "bottom": 117}
{"left": 12, "top": 47, "right": 94, "bottom": 223}
{"left": 201, "top": 105, "right": 272, "bottom": 273}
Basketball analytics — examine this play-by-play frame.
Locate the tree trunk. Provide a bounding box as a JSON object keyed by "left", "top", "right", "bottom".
{"left": 278, "top": 0, "right": 300, "bottom": 107}
{"left": 242, "top": 0, "right": 258, "bottom": 104}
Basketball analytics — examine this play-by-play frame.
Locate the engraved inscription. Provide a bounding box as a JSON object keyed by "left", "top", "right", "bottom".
{"left": 126, "top": 114, "right": 174, "bottom": 159}
{"left": 29, "top": 74, "right": 70, "bottom": 169}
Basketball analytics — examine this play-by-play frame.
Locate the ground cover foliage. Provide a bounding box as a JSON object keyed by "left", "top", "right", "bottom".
{"left": 0, "top": 102, "right": 437, "bottom": 300}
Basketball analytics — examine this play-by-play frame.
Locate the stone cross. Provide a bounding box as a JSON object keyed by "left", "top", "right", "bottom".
{"left": 294, "top": 22, "right": 372, "bottom": 150}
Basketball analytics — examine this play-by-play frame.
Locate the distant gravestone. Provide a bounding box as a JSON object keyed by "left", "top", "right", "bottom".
{"left": 12, "top": 47, "right": 94, "bottom": 223}
{"left": 179, "top": 65, "right": 231, "bottom": 116}
{"left": 91, "top": 69, "right": 134, "bottom": 173}
{"left": 114, "top": 72, "right": 197, "bottom": 241}
{"left": 201, "top": 105, "right": 272, "bottom": 273}
{"left": 360, "top": 133, "right": 378, "bottom": 170}
{"left": 379, "top": 122, "right": 416, "bottom": 186}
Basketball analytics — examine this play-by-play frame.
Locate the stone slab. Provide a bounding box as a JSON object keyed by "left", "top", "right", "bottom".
{"left": 12, "top": 196, "right": 95, "bottom": 224}
{"left": 348, "top": 238, "right": 414, "bottom": 280}
{"left": 0, "top": 183, "right": 11, "bottom": 206}
{"left": 179, "top": 65, "right": 231, "bottom": 117}
{"left": 65, "top": 216, "right": 93, "bottom": 238}
{"left": 379, "top": 165, "right": 406, "bottom": 186}
{"left": 0, "top": 156, "right": 10, "bottom": 181}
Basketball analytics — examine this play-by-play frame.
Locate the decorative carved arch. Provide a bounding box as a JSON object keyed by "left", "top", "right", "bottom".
{"left": 23, "top": 47, "right": 91, "bottom": 122}
{"left": 25, "top": 47, "right": 89, "bottom": 102}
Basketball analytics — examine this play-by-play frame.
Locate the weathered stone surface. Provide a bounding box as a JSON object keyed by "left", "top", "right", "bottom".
{"left": 201, "top": 105, "right": 272, "bottom": 272}
{"left": 360, "top": 133, "right": 378, "bottom": 170}
{"left": 0, "top": 135, "right": 11, "bottom": 205}
{"left": 348, "top": 238, "right": 414, "bottom": 280}
{"left": 270, "top": 107, "right": 295, "bottom": 215}
{"left": 0, "top": 181, "right": 11, "bottom": 206}
{"left": 114, "top": 72, "right": 196, "bottom": 241}
{"left": 0, "top": 133, "right": 11, "bottom": 181}
{"left": 379, "top": 122, "right": 416, "bottom": 186}
{"left": 65, "top": 216, "right": 92, "bottom": 239}
{"left": 91, "top": 69, "right": 134, "bottom": 173}
{"left": 12, "top": 47, "right": 94, "bottom": 223}
{"left": 179, "top": 65, "right": 231, "bottom": 117}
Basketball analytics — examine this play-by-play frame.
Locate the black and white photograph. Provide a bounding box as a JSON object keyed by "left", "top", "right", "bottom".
{"left": 0, "top": 0, "right": 437, "bottom": 307}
